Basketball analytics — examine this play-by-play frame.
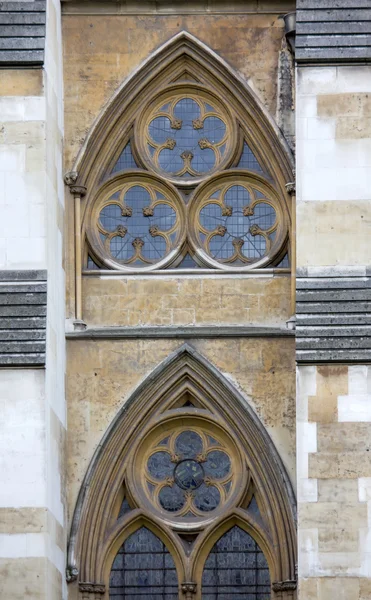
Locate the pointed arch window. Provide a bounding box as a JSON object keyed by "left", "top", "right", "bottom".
{"left": 77, "top": 35, "right": 292, "bottom": 272}
{"left": 68, "top": 347, "right": 296, "bottom": 599}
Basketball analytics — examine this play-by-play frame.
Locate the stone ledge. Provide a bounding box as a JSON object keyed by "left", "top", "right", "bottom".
{"left": 66, "top": 325, "right": 295, "bottom": 340}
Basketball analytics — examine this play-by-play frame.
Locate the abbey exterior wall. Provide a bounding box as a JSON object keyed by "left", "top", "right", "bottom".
{"left": 0, "top": 1, "right": 66, "bottom": 599}
{"left": 296, "top": 66, "right": 371, "bottom": 599}
{"left": 63, "top": 3, "right": 297, "bottom": 570}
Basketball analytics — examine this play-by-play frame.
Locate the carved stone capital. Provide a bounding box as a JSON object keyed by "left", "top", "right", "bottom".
{"left": 181, "top": 581, "right": 197, "bottom": 599}
{"left": 79, "top": 582, "right": 105, "bottom": 594}
{"left": 272, "top": 580, "right": 297, "bottom": 592}
{"left": 285, "top": 181, "right": 296, "bottom": 196}
{"left": 70, "top": 185, "right": 87, "bottom": 197}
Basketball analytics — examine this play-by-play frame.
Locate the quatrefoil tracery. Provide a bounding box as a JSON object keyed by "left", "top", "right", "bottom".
{"left": 91, "top": 175, "right": 186, "bottom": 270}
{"left": 144, "top": 429, "right": 234, "bottom": 519}
{"left": 140, "top": 90, "right": 234, "bottom": 181}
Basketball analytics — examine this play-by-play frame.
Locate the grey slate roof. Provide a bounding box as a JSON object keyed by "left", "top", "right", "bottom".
{"left": 0, "top": 0, "right": 46, "bottom": 65}
{"left": 0, "top": 270, "right": 47, "bottom": 366}
{"left": 296, "top": 0, "right": 371, "bottom": 63}
{"left": 296, "top": 273, "right": 371, "bottom": 363}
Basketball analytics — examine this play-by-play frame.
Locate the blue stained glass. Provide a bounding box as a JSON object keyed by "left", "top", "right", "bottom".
{"left": 174, "top": 459, "right": 204, "bottom": 490}
{"left": 118, "top": 498, "right": 132, "bottom": 519}
{"left": 149, "top": 116, "right": 173, "bottom": 144}
{"left": 148, "top": 97, "right": 226, "bottom": 176}
{"left": 250, "top": 202, "right": 276, "bottom": 231}
{"left": 237, "top": 142, "right": 266, "bottom": 175}
{"left": 204, "top": 451, "right": 231, "bottom": 479}
{"left": 111, "top": 142, "right": 138, "bottom": 174}
{"left": 99, "top": 185, "right": 177, "bottom": 264}
{"left": 109, "top": 527, "right": 178, "bottom": 599}
{"left": 175, "top": 430, "right": 203, "bottom": 457}
{"left": 194, "top": 484, "right": 220, "bottom": 512}
{"left": 147, "top": 452, "right": 173, "bottom": 480}
{"left": 159, "top": 485, "right": 185, "bottom": 512}
{"left": 277, "top": 253, "right": 290, "bottom": 268}
{"left": 203, "top": 116, "right": 226, "bottom": 143}
{"left": 100, "top": 204, "right": 124, "bottom": 232}
{"left": 199, "top": 185, "right": 277, "bottom": 262}
{"left": 202, "top": 526, "right": 270, "bottom": 600}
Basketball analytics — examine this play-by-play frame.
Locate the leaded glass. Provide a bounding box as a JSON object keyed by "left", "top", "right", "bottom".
{"left": 95, "top": 179, "right": 183, "bottom": 269}
{"left": 203, "top": 451, "right": 231, "bottom": 479}
{"left": 158, "top": 485, "right": 185, "bottom": 512}
{"left": 236, "top": 142, "right": 266, "bottom": 175}
{"left": 109, "top": 527, "right": 178, "bottom": 599}
{"left": 111, "top": 142, "right": 138, "bottom": 174}
{"left": 143, "top": 429, "right": 233, "bottom": 517}
{"left": 144, "top": 93, "right": 230, "bottom": 179}
{"left": 147, "top": 452, "right": 173, "bottom": 480}
{"left": 175, "top": 430, "right": 203, "bottom": 457}
{"left": 194, "top": 483, "right": 220, "bottom": 512}
{"left": 174, "top": 459, "right": 204, "bottom": 490}
{"left": 202, "top": 526, "right": 271, "bottom": 599}
{"left": 193, "top": 181, "right": 279, "bottom": 267}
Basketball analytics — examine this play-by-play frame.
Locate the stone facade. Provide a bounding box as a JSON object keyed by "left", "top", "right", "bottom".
{"left": 296, "top": 63, "right": 371, "bottom": 597}
{"left": 1, "top": 0, "right": 371, "bottom": 599}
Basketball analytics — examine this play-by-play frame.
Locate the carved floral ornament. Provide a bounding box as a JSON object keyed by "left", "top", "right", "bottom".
{"left": 67, "top": 346, "right": 297, "bottom": 599}
{"left": 73, "top": 33, "right": 293, "bottom": 273}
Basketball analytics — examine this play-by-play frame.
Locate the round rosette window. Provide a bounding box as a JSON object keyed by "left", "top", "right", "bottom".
{"left": 188, "top": 172, "right": 287, "bottom": 270}
{"left": 135, "top": 86, "right": 236, "bottom": 185}
{"left": 87, "top": 173, "right": 186, "bottom": 271}
{"left": 131, "top": 422, "right": 244, "bottom": 523}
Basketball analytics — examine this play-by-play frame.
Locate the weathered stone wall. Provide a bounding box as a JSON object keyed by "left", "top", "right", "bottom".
{"left": 82, "top": 274, "right": 291, "bottom": 327}
{"left": 296, "top": 66, "right": 371, "bottom": 598}
{"left": 0, "top": 0, "right": 66, "bottom": 598}
{"left": 62, "top": 4, "right": 294, "bottom": 169}
{"left": 66, "top": 336, "right": 296, "bottom": 524}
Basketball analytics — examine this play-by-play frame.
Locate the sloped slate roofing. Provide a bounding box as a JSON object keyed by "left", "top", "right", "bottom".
{"left": 0, "top": 1, "right": 46, "bottom": 65}
{"left": 296, "top": 0, "right": 371, "bottom": 63}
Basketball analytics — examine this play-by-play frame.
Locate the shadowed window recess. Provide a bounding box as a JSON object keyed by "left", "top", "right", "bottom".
{"left": 109, "top": 527, "right": 178, "bottom": 599}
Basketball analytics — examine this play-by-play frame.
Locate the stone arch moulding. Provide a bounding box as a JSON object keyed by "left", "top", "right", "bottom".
{"left": 67, "top": 344, "right": 297, "bottom": 599}
{"left": 68, "top": 30, "right": 294, "bottom": 212}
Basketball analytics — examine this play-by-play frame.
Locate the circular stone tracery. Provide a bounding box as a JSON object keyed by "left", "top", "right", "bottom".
{"left": 188, "top": 172, "right": 286, "bottom": 270}
{"left": 142, "top": 429, "right": 234, "bottom": 517}
{"left": 174, "top": 459, "right": 204, "bottom": 490}
{"left": 136, "top": 88, "right": 235, "bottom": 183}
{"left": 88, "top": 174, "right": 186, "bottom": 271}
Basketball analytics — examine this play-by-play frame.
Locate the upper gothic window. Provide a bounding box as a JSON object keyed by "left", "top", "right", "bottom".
{"left": 82, "top": 65, "right": 290, "bottom": 272}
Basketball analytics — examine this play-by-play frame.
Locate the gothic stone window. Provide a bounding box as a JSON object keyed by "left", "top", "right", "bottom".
{"left": 82, "top": 62, "right": 290, "bottom": 272}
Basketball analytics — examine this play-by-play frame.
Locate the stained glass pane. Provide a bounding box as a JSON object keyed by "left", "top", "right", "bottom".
{"left": 146, "top": 95, "right": 227, "bottom": 177}
{"left": 202, "top": 526, "right": 270, "bottom": 600}
{"left": 118, "top": 498, "right": 132, "bottom": 519}
{"left": 204, "top": 451, "right": 231, "bottom": 479}
{"left": 111, "top": 142, "right": 138, "bottom": 174}
{"left": 174, "top": 459, "right": 204, "bottom": 490}
{"left": 237, "top": 142, "right": 266, "bottom": 175}
{"left": 109, "top": 527, "right": 178, "bottom": 599}
{"left": 158, "top": 485, "right": 185, "bottom": 512}
{"left": 147, "top": 452, "right": 173, "bottom": 480}
{"left": 198, "top": 185, "right": 277, "bottom": 264}
{"left": 194, "top": 483, "right": 220, "bottom": 512}
{"left": 98, "top": 185, "right": 178, "bottom": 266}
{"left": 175, "top": 430, "right": 203, "bottom": 458}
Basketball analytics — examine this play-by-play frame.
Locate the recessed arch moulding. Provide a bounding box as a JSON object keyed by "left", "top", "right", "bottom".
{"left": 67, "top": 345, "right": 297, "bottom": 599}
{"left": 65, "top": 32, "right": 294, "bottom": 272}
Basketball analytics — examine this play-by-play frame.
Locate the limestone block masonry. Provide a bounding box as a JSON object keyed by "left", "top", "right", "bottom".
{"left": 296, "top": 26, "right": 371, "bottom": 600}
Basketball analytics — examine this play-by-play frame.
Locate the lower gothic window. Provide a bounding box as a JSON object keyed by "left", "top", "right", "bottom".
{"left": 202, "top": 527, "right": 270, "bottom": 600}
{"left": 70, "top": 349, "right": 296, "bottom": 599}
{"left": 109, "top": 527, "right": 178, "bottom": 599}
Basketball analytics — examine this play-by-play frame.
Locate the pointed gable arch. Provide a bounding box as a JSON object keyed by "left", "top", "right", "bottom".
{"left": 72, "top": 31, "right": 293, "bottom": 195}
{"left": 67, "top": 345, "right": 296, "bottom": 597}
